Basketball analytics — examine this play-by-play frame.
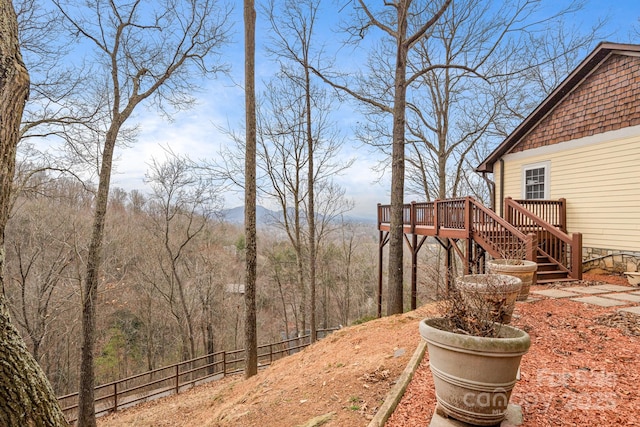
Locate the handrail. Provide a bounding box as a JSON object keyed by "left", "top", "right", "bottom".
{"left": 58, "top": 327, "right": 339, "bottom": 423}
{"left": 505, "top": 198, "right": 582, "bottom": 279}
{"left": 469, "top": 198, "right": 536, "bottom": 262}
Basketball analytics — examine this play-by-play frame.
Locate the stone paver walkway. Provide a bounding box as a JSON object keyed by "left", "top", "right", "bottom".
{"left": 531, "top": 283, "right": 640, "bottom": 313}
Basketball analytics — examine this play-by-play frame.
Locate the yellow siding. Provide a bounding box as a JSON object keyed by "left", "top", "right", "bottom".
{"left": 501, "top": 131, "right": 640, "bottom": 252}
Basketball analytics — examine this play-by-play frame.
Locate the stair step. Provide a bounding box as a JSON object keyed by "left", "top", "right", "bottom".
{"left": 536, "top": 262, "right": 558, "bottom": 271}
{"left": 537, "top": 277, "right": 577, "bottom": 285}
{"left": 537, "top": 270, "right": 570, "bottom": 280}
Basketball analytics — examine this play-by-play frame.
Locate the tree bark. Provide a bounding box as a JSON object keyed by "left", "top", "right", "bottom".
{"left": 305, "top": 62, "right": 317, "bottom": 343}
{"left": 243, "top": 0, "right": 258, "bottom": 379}
{"left": 0, "top": 1, "right": 68, "bottom": 425}
{"left": 386, "top": 4, "right": 409, "bottom": 315}
{"left": 77, "top": 125, "right": 118, "bottom": 427}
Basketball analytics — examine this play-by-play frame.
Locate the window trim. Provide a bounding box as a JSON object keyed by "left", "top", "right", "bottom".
{"left": 521, "top": 161, "right": 550, "bottom": 200}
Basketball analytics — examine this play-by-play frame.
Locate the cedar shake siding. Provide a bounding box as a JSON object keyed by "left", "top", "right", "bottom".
{"left": 511, "top": 53, "right": 640, "bottom": 153}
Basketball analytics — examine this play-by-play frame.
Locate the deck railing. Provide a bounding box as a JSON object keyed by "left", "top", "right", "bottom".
{"left": 377, "top": 197, "right": 537, "bottom": 262}
{"left": 436, "top": 198, "right": 467, "bottom": 229}
{"left": 510, "top": 198, "right": 566, "bottom": 232}
{"left": 414, "top": 201, "right": 435, "bottom": 227}
{"left": 58, "top": 328, "right": 338, "bottom": 423}
{"left": 505, "top": 198, "right": 582, "bottom": 279}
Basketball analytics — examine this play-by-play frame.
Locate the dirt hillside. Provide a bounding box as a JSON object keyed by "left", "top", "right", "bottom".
{"left": 99, "top": 273, "right": 640, "bottom": 427}
{"left": 99, "top": 304, "right": 439, "bottom": 427}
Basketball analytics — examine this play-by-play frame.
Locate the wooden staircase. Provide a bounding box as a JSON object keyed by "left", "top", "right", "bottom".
{"left": 504, "top": 198, "right": 582, "bottom": 284}
{"left": 535, "top": 253, "right": 574, "bottom": 284}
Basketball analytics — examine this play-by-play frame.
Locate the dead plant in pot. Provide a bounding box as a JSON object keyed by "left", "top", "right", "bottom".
{"left": 419, "top": 273, "right": 531, "bottom": 426}
{"left": 487, "top": 238, "right": 538, "bottom": 301}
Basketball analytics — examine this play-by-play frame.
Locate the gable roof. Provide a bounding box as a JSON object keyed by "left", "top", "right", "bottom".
{"left": 476, "top": 42, "right": 640, "bottom": 173}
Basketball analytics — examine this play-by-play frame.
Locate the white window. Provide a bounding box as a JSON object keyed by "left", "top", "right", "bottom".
{"left": 522, "top": 161, "right": 550, "bottom": 200}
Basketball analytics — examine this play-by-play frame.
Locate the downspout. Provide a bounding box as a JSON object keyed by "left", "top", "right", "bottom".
{"left": 499, "top": 158, "right": 505, "bottom": 217}
{"left": 481, "top": 171, "right": 496, "bottom": 212}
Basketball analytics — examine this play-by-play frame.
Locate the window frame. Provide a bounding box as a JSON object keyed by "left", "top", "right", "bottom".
{"left": 521, "top": 161, "right": 550, "bottom": 200}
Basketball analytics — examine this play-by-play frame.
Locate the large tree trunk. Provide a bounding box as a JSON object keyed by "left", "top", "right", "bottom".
{"left": 243, "top": 0, "right": 258, "bottom": 379}
{"left": 0, "top": 1, "right": 68, "bottom": 425}
{"left": 387, "top": 8, "right": 409, "bottom": 316}
{"left": 305, "top": 65, "right": 317, "bottom": 342}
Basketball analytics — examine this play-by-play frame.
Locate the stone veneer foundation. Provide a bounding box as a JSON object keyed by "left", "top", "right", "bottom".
{"left": 582, "top": 247, "right": 640, "bottom": 273}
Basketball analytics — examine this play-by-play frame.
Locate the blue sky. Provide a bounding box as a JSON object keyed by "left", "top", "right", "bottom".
{"left": 106, "top": 0, "right": 640, "bottom": 219}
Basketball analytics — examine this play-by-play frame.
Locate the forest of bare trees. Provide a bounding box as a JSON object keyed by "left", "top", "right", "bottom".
{"left": 4, "top": 173, "right": 379, "bottom": 393}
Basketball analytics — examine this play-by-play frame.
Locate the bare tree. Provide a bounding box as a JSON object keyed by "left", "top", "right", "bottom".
{"left": 142, "top": 154, "right": 222, "bottom": 361}
{"left": 258, "top": 0, "right": 354, "bottom": 340}
{"left": 6, "top": 199, "right": 75, "bottom": 364}
{"left": 313, "top": 0, "right": 452, "bottom": 314}
{"left": 244, "top": 0, "right": 258, "bottom": 379}
{"left": 399, "top": 0, "right": 602, "bottom": 202}
{"left": 49, "top": 1, "right": 232, "bottom": 424}
{"left": 0, "top": 0, "right": 68, "bottom": 424}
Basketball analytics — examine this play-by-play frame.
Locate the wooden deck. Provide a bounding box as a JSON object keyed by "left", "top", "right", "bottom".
{"left": 376, "top": 197, "right": 582, "bottom": 315}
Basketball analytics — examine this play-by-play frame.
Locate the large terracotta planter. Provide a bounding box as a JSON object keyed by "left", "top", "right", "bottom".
{"left": 420, "top": 317, "right": 531, "bottom": 426}
{"left": 487, "top": 260, "right": 537, "bottom": 301}
{"left": 456, "top": 274, "right": 522, "bottom": 324}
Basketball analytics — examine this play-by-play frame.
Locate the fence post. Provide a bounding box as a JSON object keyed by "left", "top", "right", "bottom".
{"left": 175, "top": 364, "right": 180, "bottom": 395}
{"left": 222, "top": 352, "right": 226, "bottom": 377}
{"left": 114, "top": 382, "right": 118, "bottom": 413}
{"left": 269, "top": 344, "right": 273, "bottom": 364}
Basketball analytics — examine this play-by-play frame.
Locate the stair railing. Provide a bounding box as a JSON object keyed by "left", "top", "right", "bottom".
{"left": 468, "top": 198, "right": 537, "bottom": 262}
{"left": 505, "top": 198, "right": 582, "bottom": 280}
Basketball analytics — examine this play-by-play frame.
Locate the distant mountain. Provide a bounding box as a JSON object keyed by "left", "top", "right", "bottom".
{"left": 219, "top": 206, "right": 376, "bottom": 226}
{"left": 219, "top": 205, "right": 278, "bottom": 225}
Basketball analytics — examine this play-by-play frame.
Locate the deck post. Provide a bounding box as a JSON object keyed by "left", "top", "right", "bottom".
{"left": 504, "top": 197, "right": 513, "bottom": 223}
{"left": 559, "top": 198, "right": 567, "bottom": 233}
{"left": 378, "top": 229, "right": 383, "bottom": 318}
{"left": 572, "top": 232, "right": 583, "bottom": 279}
{"left": 445, "top": 240, "right": 453, "bottom": 292}
{"left": 411, "top": 232, "right": 418, "bottom": 310}
{"left": 464, "top": 198, "right": 473, "bottom": 274}
{"left": 526, "top": 233, "right": 537, "bottom": 262}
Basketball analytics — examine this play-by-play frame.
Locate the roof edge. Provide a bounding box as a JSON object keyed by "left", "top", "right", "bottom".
{"left": 476, "top": 42, "right": 640, "bottom": 173}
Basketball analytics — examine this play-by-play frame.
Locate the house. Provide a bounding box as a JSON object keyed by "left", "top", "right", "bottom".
{"left": 476, "top": 42, "right": 640, "bottom": 274}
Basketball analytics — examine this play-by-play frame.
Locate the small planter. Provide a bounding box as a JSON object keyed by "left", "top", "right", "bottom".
{"left": 487, "top": 260, "right": 538, "bottom": 301}
{"left": 420, "top": 317, "right": 531, "bottom": 426}
{"left": 624, "top": 271, "right": 640, "bottom": 286}
{"left": 456, "top": 274, "right": 522, "bottom": 324}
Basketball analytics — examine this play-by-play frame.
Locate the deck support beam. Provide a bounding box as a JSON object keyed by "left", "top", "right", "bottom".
{"left": 377, "top": 231, "right": 389, "bottom": 318}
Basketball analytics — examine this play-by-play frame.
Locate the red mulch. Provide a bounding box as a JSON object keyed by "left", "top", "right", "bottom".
{"left": 387, "top": 273, "right": 640, "bottom": 426}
